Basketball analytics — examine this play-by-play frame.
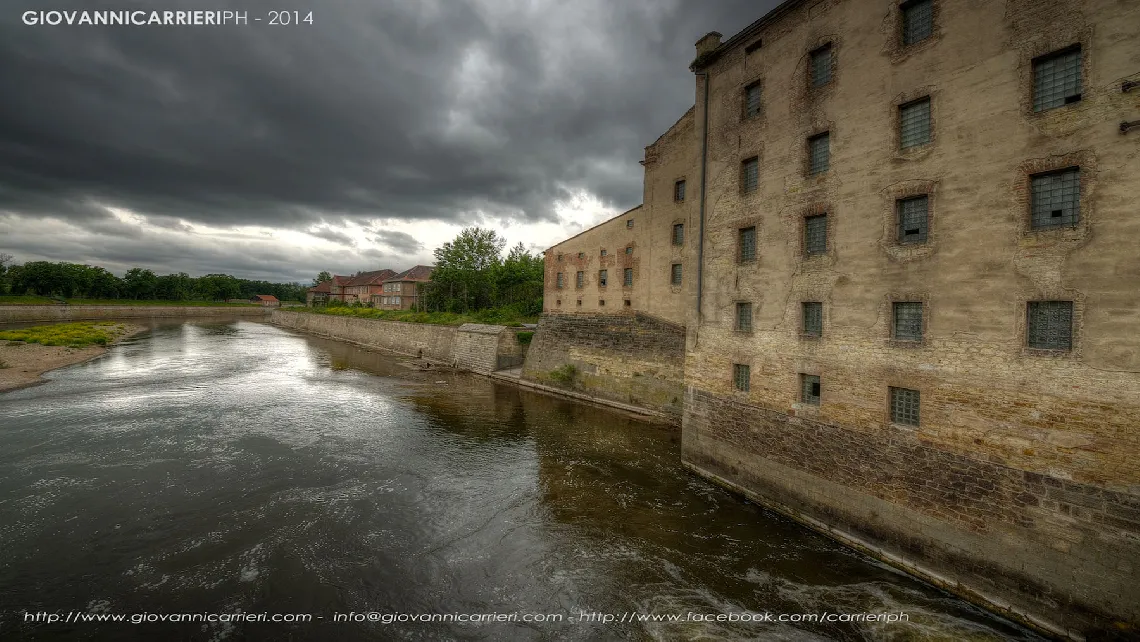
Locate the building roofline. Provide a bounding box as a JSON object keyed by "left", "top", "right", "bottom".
{"left": 645, "top": 105, "right": 696, "bottom": 151}
{"left": 690, "top": 0, "right": 809, "bottom": 71}
{"left": 544, "top": 204, "right": 643, "bottom": 252}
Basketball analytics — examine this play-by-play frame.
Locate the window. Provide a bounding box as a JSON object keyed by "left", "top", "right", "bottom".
{"left": 804, "top": 215, "right": 827, "bottom": 256}
{"left": 893, "top": 302, "right": 924, "bottom": 341}
{"left": 623, "top": 268, "right": 633, "bottom": 286}
{"left": 672, "top": 224, "right": 684, "bottom": 246}
{"left": 577, "top": 300, "right": 582, "bottom": 306}
{"left": 744, "top": 81, "right": 762, "bottom": 118}
{"left": 576, "top": 271, "right": 584, "bottom": 288}
{"left": 556, "top": 273, "right": 564, "bottom": 289}
{"left": 599, "top": 299, "right": 605, "bottom": 306}
{"left": 601, "top": 249, "right": 607, "bottom": 257}
{"left": 901, "top": 0, "right": 933, "bottom": 45}
{"left": 557, "top": 253, "right": 563, "bottom": 261}
{"left": 625, "top": 246, "right": 633, "bottom": 255}
{"left": 810, "top": 44, "right": 833, "bottom": 87}
{"left": 741, "top": 157, "right": 759, "bottom": 193}
{"left": 1028, "top": 301, "right": 1073, "bottom": 350}
{"left": 674, "top": 180, "right": 686, "bottom": 202}
{"left": 627, "top": 219, "right": 634, "bottom": 229}
{"left": 803, "top": 302, "right": 823, "bottom": 336}
{"left": 1033, "top": 47, "right": 1081, "bottom": 112}
{"left": 733, "top": 364, "right": 751, "bottom": 392}
{"left": 739, "top": 227, "right": 757, "bottom": 263}
{"left": 808, "top": 132, "right": 830, "bottom": 175}
{"left": 890, "top": 387, "right": 920, "bottom": 426}
{"left": 671, "top": 263, "right": 683, "bottom": 285}
{"left": 1031, "top": 168, "right": 1080, "bottom": 229}
{"left": 624, "top": 299, "right": 631, "bottom": 307}
{"left": 736, "top": 302, "right": 752, "bottom": 332}
{"left": 897, "top": 195, "right": 929, "bottom": 243}
{"left": 899, "top": 98, "right": 931, "bottom": 148}
{"left": 578, "top": 252, "right": 585, "bottom": 259}
{"left": 598, "top": 270, "right": 607, "bottom": 287}
{"left": 556, "top": 299, "right": 561, "bottom": 306}
{"left": 801, "top": 374, "right": 821, "bottom": 405}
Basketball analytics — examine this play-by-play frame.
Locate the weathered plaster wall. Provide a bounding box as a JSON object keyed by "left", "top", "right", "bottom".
{"left": 0, "top": 305, "right": 271, "bottom": 323}
{"left": 522, "top": 312, "right": 686, "bottom": 421}
{"left": 683, "top": 0, "right": 1140, "bottom": 637}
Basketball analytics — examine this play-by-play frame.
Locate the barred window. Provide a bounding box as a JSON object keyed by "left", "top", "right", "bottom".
{"left": 601, "top": 249, "right": 607, "bottom": 256}
{"left": 673, "top": 223, "right": 684, "bottom": 246}
{"left": 736, "top": 302, "right": 752, "bottom": 332}
{"left": 901, "top": 0, "right": 933, "bottom": 45}
{"left": 744, "top": 81, "right": 762, "bottom": 118}
{"left": 578, "top": 252, "right": 585, "bottom": 259}
{"left": 897, "top": 195, "right": 929, "bottom": 243}
{"left": 674, "top": 180, "right": 686, "bottom": 202}
{"left": 576, "top": 271, "right": 584, "bottom": 288}
{"left": 1028, "top": 301, "right": 1073, "bottom": 350}
{"left": 733, "top": 364, "right": 751, "bottom": 392}
{"left": 893, "top": 302, "right": 924, "bottom": 341}
{"left": 890, "top": 387, "right": 920, "bottom": 426}
{"left": 623, "top": 268, "right": 633, "bottom": 286}
{"left": 556, "top": 273, "right": 564, "bottom": 289}
{"left": 741, "top": 157, "right": 759, "bottom": 193}
{"left": 671, "top": 264, "right": 683, "bottom": 285}
{"left": 899, "top": 98, "right": 931, "bottom": 148}
{"left": 804, "top": 214, "right": 827, "bottom": 256}
{"left": 803, "top": 302, "right": 822, "bottom": 336}
{"left": 625, "top": 246, "right": 633, "bottom": 255}
{"left": 739, "top": 227, "right": 757, "bottom": 263}
{"left": 557, "top": 253, "right": 563, "bottom": 261}
{"left": 810, "top": 44, "right": 832, "bottom": 87}
{"left": 1031, "top": 168, "right": 1080, "bottom": 229}
{"left": 1033, "top": 47, "right": 1081, "bottom": 112}
{"left": 808, "top": 132, "right": 830, "bottom": 175}
{"left": 599, "top": 270, "right": 607, "bottom": 287}
{"left": 627, "top": 219, "right": 634, "bottom": 229}
{"left": 801, "top": 374, "right": 821, "bottom": 405}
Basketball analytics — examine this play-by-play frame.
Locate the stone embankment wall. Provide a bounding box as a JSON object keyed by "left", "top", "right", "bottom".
{"left": 453, "top": 324, "right": 528, "bottom": 373}
{"left": 521, "top": 312, "right": 685, "bottom": 421}
{"left": 0, "top": 305, "right": 271, "bottom": 324}
{"left": 272, "top": 310, "right": 457, "bottom": 364}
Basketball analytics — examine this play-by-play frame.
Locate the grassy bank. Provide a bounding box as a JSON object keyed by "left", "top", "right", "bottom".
{"left": 0, "top": 296, "right": 265, "bottom": 306}
{"left": 308, "top": 305, "right": 538, "bottom": 327}
{"left": 0, "top": 321, "right": 132, "bottom": 347}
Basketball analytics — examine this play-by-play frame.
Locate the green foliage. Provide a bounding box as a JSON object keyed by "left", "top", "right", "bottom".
{"left": 0, "top": 258, "right": 308, "bottom": 303}
{"left": 420, "top": 228, "right": 544, "bottom": 316}
{"left": 313, "top": 271, "right": 333, "bottom": 287}
{"left": 307, "top": 304, "right": 537, "bottom": 327}
{"left": 548, "top": 364, "right": 578, "bottom": 386}
{"left": 0, "top": 322, "right": 122, "bottom": 347}
{"left": 516, "top": 331, "right": 534, "bottom": 345}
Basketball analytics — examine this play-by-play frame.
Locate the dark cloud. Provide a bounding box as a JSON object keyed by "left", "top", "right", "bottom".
{"left": 0, "top": 0, "right": 774, "bottom": 280}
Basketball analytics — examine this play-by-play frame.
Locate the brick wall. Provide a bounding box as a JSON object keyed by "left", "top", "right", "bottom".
{"left": 521, "top": 312, "right": 686, "bottom": 420}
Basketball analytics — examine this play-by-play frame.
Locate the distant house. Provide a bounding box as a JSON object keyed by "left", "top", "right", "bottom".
{"left": 342, "top": 269, "right": 397, "bottom": 303}
{"left": 251, "top": 294, "right": 280, "bottom": 307}
{"left": 307, "top": 280, "right": 332, "bottom": 306}
{"left": 375, "top": 265, "right": 434, "bottom": 310}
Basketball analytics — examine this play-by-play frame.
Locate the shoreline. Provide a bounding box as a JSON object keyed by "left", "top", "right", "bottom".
{"left": 0, "top": 323, "right": 147, "bottom": 393}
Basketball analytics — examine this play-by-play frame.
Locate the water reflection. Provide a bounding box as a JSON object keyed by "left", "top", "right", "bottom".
{"left": 0, "top": 320, "right": 1042, "bottom": 641}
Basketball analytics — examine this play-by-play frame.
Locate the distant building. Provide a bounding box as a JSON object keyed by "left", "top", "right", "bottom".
{"left": 306, "top": 280, "right": 332, "bottom": 306}
{"left": 249, "top": 294, "right": 279, "bottom": 307}
{"left": 375, "top": 265, "right": 434, "bottom": 310}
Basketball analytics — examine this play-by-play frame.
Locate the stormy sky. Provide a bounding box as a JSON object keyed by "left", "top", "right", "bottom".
{"left": 0, "top": 0, "right": 773, "bottom": 284}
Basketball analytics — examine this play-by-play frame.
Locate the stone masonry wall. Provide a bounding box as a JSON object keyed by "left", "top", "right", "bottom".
{"left": 522, "top": 312, "right": 686, "bottom": 421}
{"left": 453, "top": 324, "right": 504, "bottom": 374}
{"left": 272, "top": 310, "right": 456, "bottom": 364}
{"left": 0, "top": 305, "right": 271, "bottom": 324}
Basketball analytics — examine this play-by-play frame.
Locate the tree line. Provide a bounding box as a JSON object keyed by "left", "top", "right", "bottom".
{"left": 420, "top": 228, "right": 544, "bottom": 316}
{"left": 0, "top": 255, "right": 308, "bottom": 302}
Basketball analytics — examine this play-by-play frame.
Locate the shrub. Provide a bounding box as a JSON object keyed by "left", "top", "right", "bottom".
{"left": 516, "top": 331, "right": 534, "bottom": 345}
{"left": 548, "top": 364, "right": 577, "bottom": 386}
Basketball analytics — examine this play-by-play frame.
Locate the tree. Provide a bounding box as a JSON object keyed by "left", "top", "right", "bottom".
{"left": 313, "top": 271, "right": 333, "bottom": 287}
{"left": 425, "top": 227, "right": 506, "bottom": 312}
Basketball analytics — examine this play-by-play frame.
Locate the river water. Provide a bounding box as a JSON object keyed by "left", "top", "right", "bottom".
{"left": 0, "top": 319, "right": 1041, "bottom": 641}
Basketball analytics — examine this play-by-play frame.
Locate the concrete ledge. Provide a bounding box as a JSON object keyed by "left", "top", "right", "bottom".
{"left": 486, "top": 369, "right": 675, "bottom": 423}
{"left": 683, "top": 460, "right": 1082, "bottom": 642}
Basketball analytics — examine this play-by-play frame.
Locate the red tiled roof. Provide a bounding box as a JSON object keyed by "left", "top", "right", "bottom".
{"left": 385, "top": 265, "right": 434, "bottom": 283}
{"left": 344, "top": 269, "right": 397, "bottom": 286}
{"left": 251, "top": 294, "right": 279, "bottom": 302}
{"left": 309, "top": 280, "right": 333, "bottom": 293}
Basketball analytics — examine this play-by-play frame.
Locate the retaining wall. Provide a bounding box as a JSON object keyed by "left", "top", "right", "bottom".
{"left": 271, "top": 310, "right": 457, "bottom": 364}
{"left": 0, "top": 305, "right": 271, "bottom": 324}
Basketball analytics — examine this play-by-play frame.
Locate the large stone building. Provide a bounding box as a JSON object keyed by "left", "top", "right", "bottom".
{"left": 539, "top": 0, "right": 1140, "bottom": 638}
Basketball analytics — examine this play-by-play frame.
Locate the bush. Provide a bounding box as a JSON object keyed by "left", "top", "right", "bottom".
{"left": 548, "top": 364, "right": 577, "bottom": 386}
{"left": 516, "top": 331, "right": 534, "bottom": 345}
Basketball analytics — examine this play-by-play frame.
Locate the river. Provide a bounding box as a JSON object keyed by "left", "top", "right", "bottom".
{"left": 0, "top": 319, "right": 1042, "bottom": 641}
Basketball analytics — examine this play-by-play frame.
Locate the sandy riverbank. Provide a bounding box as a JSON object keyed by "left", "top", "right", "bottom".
{"left": 0, "top": 323, "right": 146, "bottom": 393}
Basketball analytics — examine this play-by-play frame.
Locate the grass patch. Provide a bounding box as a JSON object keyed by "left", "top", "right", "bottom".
{"left": 516, "top": 331, "right": 534, "bottom": 345}
{"left": 0, "top": 296, "right": 262, "bottom": 307}
{"left": 548, "top": 364, "right": 577, "bottom": 386}
{"left": 307, "top": 305, "right": 538, "bottom": 327}
{"left": 0, "top": 322, "right": 124, "bottom": 347}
